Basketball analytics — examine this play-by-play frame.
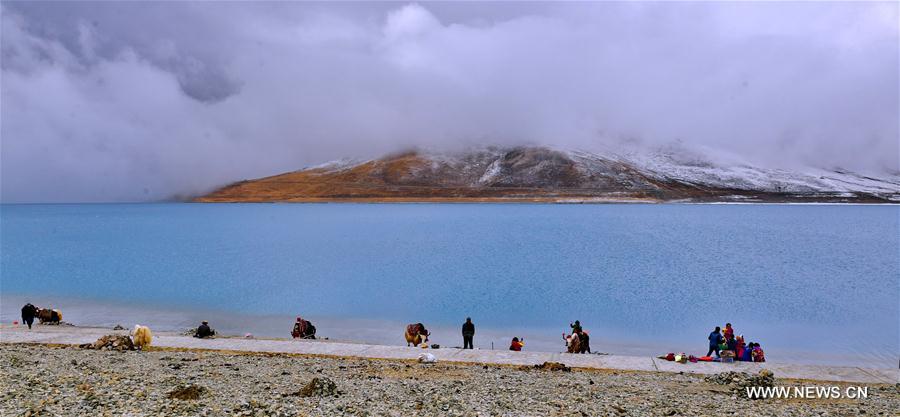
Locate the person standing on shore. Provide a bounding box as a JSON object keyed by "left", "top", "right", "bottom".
{"left": 707, "top": 326, "right": 723, "bottom": 358}
{"left": 21, "top": 303, "right": 38, "bottom": 329}
{"left": 462, "top": 317, "right": 475, "bottom": 349}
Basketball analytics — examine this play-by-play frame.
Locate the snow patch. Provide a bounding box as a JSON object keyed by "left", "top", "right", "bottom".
{"left": 476, "top": 158, "right": 503, "bottom": 185}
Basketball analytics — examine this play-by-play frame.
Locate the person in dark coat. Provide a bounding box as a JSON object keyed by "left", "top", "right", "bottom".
{"left": 195, "top": 321, "right": 214, "bottom": 338}
{"left": 707, "top": 326, "right": 723, "bottom": 358}
{"left": 461, "top": 317, "right": 475, "bottom": 349}
{"left": 21, "top": 303, "right": 38, "bottom": 329}
{"left": 570, "top": 320, "right": 582, "bottom": 334}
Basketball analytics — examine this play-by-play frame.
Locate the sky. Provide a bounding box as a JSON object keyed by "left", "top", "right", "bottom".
{"left": 1, "top": 1, "right": 898, "bottom": 202}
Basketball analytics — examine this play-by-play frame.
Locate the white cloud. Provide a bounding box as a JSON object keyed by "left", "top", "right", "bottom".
{"left": 1, "top": 2, "right": 897, "bottom": 202}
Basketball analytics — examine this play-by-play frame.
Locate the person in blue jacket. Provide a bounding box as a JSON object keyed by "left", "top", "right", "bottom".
{"left": 706, "top": 326, "right": 723, "bottom": 358}
{"left": 742, "top": 342, "right": 756, "bottom": 362}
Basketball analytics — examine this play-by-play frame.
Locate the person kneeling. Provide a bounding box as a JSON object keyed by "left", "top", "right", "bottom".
{"left": 292, "top": 317, "right": 316, "bottom": 339}
{"left": 509, "top": 337, "right": 524, "bottom": 351}
{"left": 195, "top": 321, "right": 215, "bottom": 338}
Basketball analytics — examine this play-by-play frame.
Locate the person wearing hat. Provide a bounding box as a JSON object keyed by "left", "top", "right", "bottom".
{"left": 195, "top": 321, "right": 214, "bottom": 338}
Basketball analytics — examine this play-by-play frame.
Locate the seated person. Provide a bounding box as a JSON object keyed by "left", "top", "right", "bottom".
{"left": 509, "top": 337, "right": 524, "bottom": 351}
{"left": 726, "top": 335, "right": 737, "bottom": 352}
{"left": 751, "top": 343, "right": 766, "bottom": 362}
{"left": 734, "top": 335, "right": 747, "bottom": 360}
{"left": 570, "top": 320, "right": 582, "bottom": 334}
{"left": 741, "top": 342, "right": 755, "bottom": 362}
{"left": 195, "top": 321, "right": 215, "bottom": 338}
{"left": 292, "top": 317, "right": 316, "bottom": 339}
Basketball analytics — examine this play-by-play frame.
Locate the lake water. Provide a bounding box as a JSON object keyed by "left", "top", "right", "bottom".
{"left": 1, "top": 203, "right": 897, "bottom": 368}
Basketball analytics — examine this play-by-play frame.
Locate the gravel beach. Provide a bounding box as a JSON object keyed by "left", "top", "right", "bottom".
{"left": 1, "top": 343, "right": 897, "bottom": 416}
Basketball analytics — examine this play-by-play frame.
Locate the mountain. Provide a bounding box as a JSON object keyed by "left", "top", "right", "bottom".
{"left": 195, "top": 146, "right": 900, "bottom": 203}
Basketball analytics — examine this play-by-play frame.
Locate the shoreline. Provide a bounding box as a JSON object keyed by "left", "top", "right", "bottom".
{"left": 3, "top": 200, "right": 900, "bottom": 205}
{"left": 2, "top": 325, "right": 896, "bottom": 384}
{"left": 192, "top": 197, "right": 900, "bottom": 204}
{"left": 2, "top": 328, "right": 898, "bottom": 417}
{"left": 2, "top": 293, "right": 896, "bottom": 370}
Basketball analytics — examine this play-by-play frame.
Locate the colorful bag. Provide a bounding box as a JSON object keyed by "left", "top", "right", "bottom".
{"left": 721, "top": 350, "right": 735, "bottom": 363}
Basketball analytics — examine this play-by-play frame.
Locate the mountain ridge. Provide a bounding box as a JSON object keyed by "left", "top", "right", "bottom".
{"left": 195, "top": 146, "right": 900, "bottom": 203}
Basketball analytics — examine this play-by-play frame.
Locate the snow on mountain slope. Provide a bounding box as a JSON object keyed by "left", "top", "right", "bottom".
{"left": 198, "top": 145, "right": 900, "bottom": 202}
{"left": 570, "top": 146, "right": 900, "bottom": 196}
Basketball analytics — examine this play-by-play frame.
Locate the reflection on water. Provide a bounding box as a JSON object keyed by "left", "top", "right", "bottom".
{"left": 1, "top": 203, "right": 897, "bottom": 368}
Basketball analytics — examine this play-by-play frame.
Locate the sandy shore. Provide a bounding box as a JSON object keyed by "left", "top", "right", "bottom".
{"left": 2, "top": 343, "right": 898, "bottom": 417}
{"left": 2, "top": 325, "right": 898, "bottom": 416}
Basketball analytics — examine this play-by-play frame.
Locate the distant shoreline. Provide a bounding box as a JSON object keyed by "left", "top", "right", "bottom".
{"left": 4, "top": 198, "right": 900, "bottom": 205}
{"left": 192, "top": 198, "right": 900, "bottom": 205}
{"left": 2, "top": 324, "right": 897, "bottom": 384}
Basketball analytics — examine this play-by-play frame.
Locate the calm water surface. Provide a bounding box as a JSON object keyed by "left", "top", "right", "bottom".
{"left": 1, "top": 203, "right": 897, "bottom": 368}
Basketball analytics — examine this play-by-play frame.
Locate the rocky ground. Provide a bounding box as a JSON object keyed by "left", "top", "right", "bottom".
{"left": 1, "top": 343, "right": 897, "bottom": 416}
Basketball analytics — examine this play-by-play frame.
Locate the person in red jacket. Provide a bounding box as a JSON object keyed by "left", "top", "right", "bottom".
{"left": 723, "top": 323, "right": 735, "bottom": 342}
{"left": 751, "top": 343, "right": 766, "bottom": 362}
{"left": 509, "top": 337, "right": 524, "bottom": 351}
{"left": 735, "top": 335, "right": 747, "bottom": 360}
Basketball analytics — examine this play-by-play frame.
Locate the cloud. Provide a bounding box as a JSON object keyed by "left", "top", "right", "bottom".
{"left": 1, "top": 2, "right": 897, "bottom": 202}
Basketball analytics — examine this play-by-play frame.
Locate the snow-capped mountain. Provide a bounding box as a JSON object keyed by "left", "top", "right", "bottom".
{"left": 197, "top": 146, "right": 900, "bottom": 203}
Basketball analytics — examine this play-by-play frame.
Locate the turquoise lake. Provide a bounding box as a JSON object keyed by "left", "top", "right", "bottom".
{"left": 1, "top": 203, "right": 897, "bottom": 368}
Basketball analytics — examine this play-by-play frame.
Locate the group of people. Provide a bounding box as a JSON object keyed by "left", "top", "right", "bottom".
{"left": 462, "top": 317, "right": 525, "bottom": 352}
{"left": 191, "top": 317, "right": 317, "bottom": 340}
{"left": 191, "top": 317, "right": 316, "bottom": 340}
{"left": 461, "top": 317, "right": 524, "bottom": 351}
{"left": 461, "top": 318, "right": 592, "bottom": 352}
{"left": 20, "top": 302, "right": 766, "bottom": 363}
{"left": 707, "top": 323, "right": 765, "bottom": 362}
{"left": 461, "top": 318, "right": 527, "bottom": 351}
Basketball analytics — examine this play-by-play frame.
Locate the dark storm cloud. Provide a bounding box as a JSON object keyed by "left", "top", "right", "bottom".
{"left": 1, "top": 2, "right": 897, "bottom": 202}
